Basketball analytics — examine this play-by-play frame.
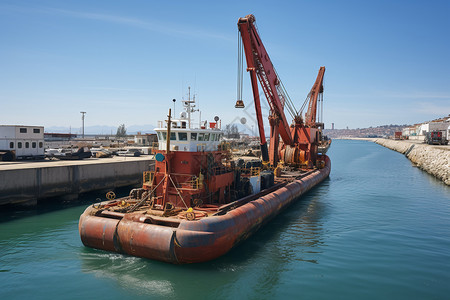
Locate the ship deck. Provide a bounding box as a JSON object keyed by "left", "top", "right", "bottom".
{"left": 86, "top": 166, "right": 314, "bottom": 224}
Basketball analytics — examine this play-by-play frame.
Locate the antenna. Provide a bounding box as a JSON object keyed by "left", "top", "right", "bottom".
{"left": 173, "top": 99, "right": 176, "bottom": 118}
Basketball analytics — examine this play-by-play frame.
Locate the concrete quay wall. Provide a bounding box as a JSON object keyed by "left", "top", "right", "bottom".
{"left": 0, "top": 157, "right": 154, "bottom": 206}
{"left": 374, "top": 139, "right": 450, "bottom": 185}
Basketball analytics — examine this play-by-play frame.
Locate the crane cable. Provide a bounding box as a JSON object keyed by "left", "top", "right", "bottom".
{"left": 274, "top": 69, "right": 298, "bottom": 119}
{"left": 252, "top": 24, "right": 298, "bottom": 120}
{"left": 319, "top": 92, "right": 323, "bottom": 124}
{"left": 237, "top": 30, "right": 244, "bottom": 102}
{"left": 299, "top": 80, "right": 325, "bottom": 123}
{"left": 299, "top": 92, "right": 311, "bottom": 116}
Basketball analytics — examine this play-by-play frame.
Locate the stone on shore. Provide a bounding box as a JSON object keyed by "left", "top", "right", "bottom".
{"left": 374, "top": 139, "right": 450, "bottom": 185}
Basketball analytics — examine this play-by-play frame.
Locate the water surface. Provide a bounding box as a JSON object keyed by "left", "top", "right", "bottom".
{"left": 1, "top": 140, "right": 449, "bottom": 299}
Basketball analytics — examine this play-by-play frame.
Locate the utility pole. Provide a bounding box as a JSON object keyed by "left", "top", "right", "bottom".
{"left": 80, "top": 111, "right": 86, "bottom": 139}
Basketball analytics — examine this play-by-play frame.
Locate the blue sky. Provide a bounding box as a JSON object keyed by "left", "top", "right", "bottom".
{"left": 0, "top": 0, "right": 449, "bottom": 132}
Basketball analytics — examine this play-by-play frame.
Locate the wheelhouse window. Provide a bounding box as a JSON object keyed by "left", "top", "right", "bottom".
{"left": 170, "top": 132, "right": 176, "bottom": 140}
{"left": 33, "top": 128, "right": 40, "bottom": 133}
{"left": 161, "top": 132, "right": 167, "bottom": 141}
{"left": 178, "top": 132, "right": 188, "bottom": 141}
{"left": 9, "top": 142, "right": 14, "bottom": 148}
{"left": 211, "top": 134, "right": 216, "bottom": 141}
{"left": 204, "top": 133, "right": 210, "bottom": 141}
{"left": 190, "top": 133, "right": 197, "bottom": 141}
{"left": 198, "top": 133, "right": 204, "bottom": 141}
{"left": 20, "top": 128, "right": 27, "bottom": 133}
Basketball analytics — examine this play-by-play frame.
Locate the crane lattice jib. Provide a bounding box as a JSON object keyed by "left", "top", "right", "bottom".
{"left": 238, "top": 15, "right": 293, "bottom": 146}
{"left": 304, "top": 67, "right": 325, "bottom": 127}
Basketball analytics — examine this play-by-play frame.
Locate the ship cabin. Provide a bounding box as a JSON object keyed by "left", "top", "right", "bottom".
{"left": 155, "top": 118, "right": 223, "bottom": 152}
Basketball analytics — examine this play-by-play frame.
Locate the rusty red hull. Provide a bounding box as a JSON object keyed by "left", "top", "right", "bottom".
{"left": 79, "top": 156, "right": 330, "bottom": 264}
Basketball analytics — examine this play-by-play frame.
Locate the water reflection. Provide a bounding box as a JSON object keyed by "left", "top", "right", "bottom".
{"left": 208, "top": 180, "right": 331, "bottom": 298}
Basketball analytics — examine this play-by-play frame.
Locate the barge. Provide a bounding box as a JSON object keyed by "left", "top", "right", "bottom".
{"left": 79, "top": 155, "right": 330, "bottom": 263}
{"left": 79, "top": 14, "right": 331, "bottom": 264}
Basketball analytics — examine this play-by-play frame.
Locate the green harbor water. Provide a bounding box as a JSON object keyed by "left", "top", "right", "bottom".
{"left": 1, "top": 140, "right": 449, "bottom": 299}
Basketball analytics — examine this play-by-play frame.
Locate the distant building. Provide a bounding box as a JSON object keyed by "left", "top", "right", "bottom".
{"left": 401, "top": 117, "right": 450, "bottom": 141}
{"left": 418, "top": 121, "right": 448, "bottom": 136}
{"left": 402, "top": 125, "right": 419, "bottom": 138}
{"left": 429, "top": 121, "right": 449, "bottom": 132}
{"left": 0, "top": 125, "right": 44, "bottom": 159}
{"left": 134, "top": 132, "right": 157, "bottom": 146}
{"left": 418, "top": 123, "right": 429, "bottom": 136}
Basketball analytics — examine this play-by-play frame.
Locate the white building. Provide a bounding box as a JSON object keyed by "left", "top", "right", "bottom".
{"left": 0, "top": 125, "right": 45, "bottom": 159}
{"left": 418, "top": 123, "right": 429, "bottom": 136}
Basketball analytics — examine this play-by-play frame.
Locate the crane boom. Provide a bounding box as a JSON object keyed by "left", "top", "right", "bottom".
{"left": 236, "top": 14, "right": 327, "bottom": 168}
{"left": 305, "top": 67, "right": 325, "bottom": 127}
{"left": 237, "top": 15, "right": 293, "bottom": 148}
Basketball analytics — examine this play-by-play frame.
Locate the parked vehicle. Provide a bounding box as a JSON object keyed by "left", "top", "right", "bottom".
{"left": 0, "top": 150, "right": 15, "bottom": 161}
{"left": 425, "top": 131, "right": 448, "bottom": 145}
{"left": 45, "top": 148, "right": 67, "bottom": 158}
{"left": 94, "top": 149, "right": 113, "bottom": 158}
{"left": 58, "top": 147, "right": 92, "bottom": 160}
{"left": 116, "top": 148, "right": 141, "bottom": 157}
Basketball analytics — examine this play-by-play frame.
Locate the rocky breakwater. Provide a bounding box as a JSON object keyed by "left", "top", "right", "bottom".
{"left": 374, "top": 139, "right": 450, "bottom": 185}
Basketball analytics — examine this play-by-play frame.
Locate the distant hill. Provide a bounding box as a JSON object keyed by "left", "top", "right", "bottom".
{"left": 226, "top": 122, "right": 412, "bottom": 139}
{"left": 324, "top": 124, "right": 409, "bottom": 139}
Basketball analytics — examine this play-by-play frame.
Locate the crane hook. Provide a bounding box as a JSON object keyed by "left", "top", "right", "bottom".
{"left": 235, "top": 100, "right": 245, "bottom": 108}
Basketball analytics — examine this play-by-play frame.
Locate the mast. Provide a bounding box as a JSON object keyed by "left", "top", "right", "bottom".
{"left": 183, "top": 86, "right": 196, "bottom": 129}
{"left": 162, "top": 108, "right": 172, "bottom": 205}
{"left": 188, "top": 87, "right": 191, "bottom": 128}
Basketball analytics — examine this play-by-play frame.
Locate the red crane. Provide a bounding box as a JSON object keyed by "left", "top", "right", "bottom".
{"left": 304, "top": 67, "right": 326, "bottom": 128}
{"left": 236, "top": 14, "right": 325, "bottom": 169}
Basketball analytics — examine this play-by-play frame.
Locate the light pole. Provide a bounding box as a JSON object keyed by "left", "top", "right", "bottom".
{"left": 80, "top": 111, "right": 86, "bottom": 139}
